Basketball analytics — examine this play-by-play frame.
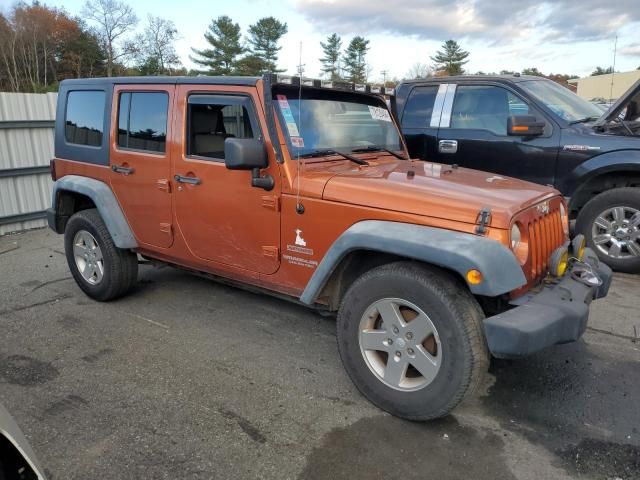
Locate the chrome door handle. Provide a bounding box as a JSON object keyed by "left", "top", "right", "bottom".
{"left": 112, "top": 164, "right": 135, "bottom": 175}
{"left": 174, "top": 174, "right": 201, "bottom": 185}
{"left": 438, "top": 140, "right": 458, "bottom": 154}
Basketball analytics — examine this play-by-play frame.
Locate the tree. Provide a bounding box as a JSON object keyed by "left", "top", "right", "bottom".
{"left": 246, "top": 17, "right": 287, "bottom": 73}
{"left": 591, "top": 66, "right": 614, "bottom": 76}
{"left": 405, "top": 62, "right": 432, "bottom": 80}
{"left": 83, "top": 0, "right": 138, "bottom": 76}
{"left": 320, "top": 33, "right": 342, "bottom": 80}
{"left": 191, "top": 15, "right": 243, "bottom": 75}
{"left": 522, "top": 67, "right": 543, "bottom": 76}
{"left": 343, "top": 36, "right": 370, "bottom": 83}
{"left": 135, "top": 15, "right": 180, "bottom": 75}
{"left": 430, "top": 40, "right": 469, "bottom": 76}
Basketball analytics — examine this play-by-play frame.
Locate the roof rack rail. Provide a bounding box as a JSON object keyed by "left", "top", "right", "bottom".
{"left": 263, "top": 72, "right": 394, "bottom": 96}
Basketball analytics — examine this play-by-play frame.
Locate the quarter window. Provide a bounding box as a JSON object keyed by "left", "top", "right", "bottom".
{"left": 187, "top": 95, "right": 256, "bottom": 160}
{"left": 450, "top": 85, "right": 528, "bottom": 135}
{"left": 65, "top": 90, "right": 105, "bottom": 147}
{"left": 401, "top": 86, "right": 439, "bottom": 128}
{"left": 117, "top": 92, "right": 169, "bottom": 153}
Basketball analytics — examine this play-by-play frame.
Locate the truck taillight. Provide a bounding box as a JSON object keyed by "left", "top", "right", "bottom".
{"left": 50, "top": 159, "right": 57, "bottom": 181}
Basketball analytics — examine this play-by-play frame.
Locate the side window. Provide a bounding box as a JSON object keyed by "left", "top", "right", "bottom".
{"left": 507, "top": 92, "right": 530, "bottom": 116}
{"left": 450, "top": 85, "right": 515, "bottom": 135}
{"left": 117, "top": 92, "right": 169, "bottom": 153}
{"left": 65, "top": 90, "right": 105, "bottom": 147}
{"left": 187, "top": 96, "right": 256, "bottom": 160}
{"left": 401, "top": 86, "right": 439, "bottom": 128}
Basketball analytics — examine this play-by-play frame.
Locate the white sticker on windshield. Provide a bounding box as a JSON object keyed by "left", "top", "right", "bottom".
{"left": 287, "top": 122, "right": 300, "bottom": 137}
{"left": 368, "top": 106, "right": 392, "bottom": 122}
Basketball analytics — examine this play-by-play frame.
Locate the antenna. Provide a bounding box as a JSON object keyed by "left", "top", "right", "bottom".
{"left": 609, "top": 35, "right": 617, "bottom": 102}
{"left": 295, "top": 42, "right": 305, "bottom": 215}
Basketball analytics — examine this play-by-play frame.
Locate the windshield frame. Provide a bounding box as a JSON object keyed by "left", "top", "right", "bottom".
{"left": 272, "top": 86, "right": 407, "bottom": 161}
{"left": 518, "top": 79, "right": 603, "bottom": 125}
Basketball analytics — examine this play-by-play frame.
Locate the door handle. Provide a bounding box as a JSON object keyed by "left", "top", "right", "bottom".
{"left": 112, "top": 164, "right": 135, "bottom": 175}
{"left": 174, "top": 174, "right": 201, "bottom": 185}
{"left": 438, "top": 140, "right": 458, "bottom": 154}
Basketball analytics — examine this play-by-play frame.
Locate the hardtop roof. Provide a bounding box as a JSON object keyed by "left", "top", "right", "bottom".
{"left": 59, "top": 76, "right": 261, "bottom": 87}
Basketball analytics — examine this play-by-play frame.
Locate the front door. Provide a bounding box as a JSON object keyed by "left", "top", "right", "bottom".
{"left": 172, "top": 86, "right": 280, "bottom": 274}
{"left": 109, "top": 85, "right": 174, "bottom": 248}
{"left": 434, "top": 83, "right": 560, "bottom": 186}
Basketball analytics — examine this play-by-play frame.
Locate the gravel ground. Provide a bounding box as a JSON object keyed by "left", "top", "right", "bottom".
{"left": 1, "top": 228, "right": 639, "bottom": 480}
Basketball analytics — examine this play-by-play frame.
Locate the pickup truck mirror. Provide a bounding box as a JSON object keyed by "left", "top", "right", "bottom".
{"left": 507, "top": 115, "right": 545, "bottom": 136}
{"left": 224, "top": 138, "right": 268, "bottom": 170}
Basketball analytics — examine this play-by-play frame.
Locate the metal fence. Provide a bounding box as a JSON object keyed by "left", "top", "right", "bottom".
{"left": 0, "top": 92, "right": 57, "bottom": 235}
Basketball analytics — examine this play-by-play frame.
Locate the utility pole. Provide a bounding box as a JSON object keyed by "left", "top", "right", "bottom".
{"left": 609, "top": 35, "right": 618, "bottom": 102}
{"left": 381, "top": 69, "right": 388, "bottom": 85}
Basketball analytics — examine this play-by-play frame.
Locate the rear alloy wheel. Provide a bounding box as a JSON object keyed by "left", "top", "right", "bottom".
{"left": 337, "top": 262, "right": 489, "bottom": 421}
{"left": 576, "top": 187, "right": 640, "bottom": 273}
{"left": 72, "top": 230, "right": 105, "bottom": 285}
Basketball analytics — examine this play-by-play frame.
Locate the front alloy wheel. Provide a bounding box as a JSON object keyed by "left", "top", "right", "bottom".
{"left": 591, "top": 206, "right": 640, "bottom": 259}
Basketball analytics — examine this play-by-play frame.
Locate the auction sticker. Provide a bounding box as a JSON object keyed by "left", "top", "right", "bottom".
{"left": 291, "top": 136, "right": 305, "bottom": 147}
{"left": 368, "top": 106, "right": 392, "bottom": 122}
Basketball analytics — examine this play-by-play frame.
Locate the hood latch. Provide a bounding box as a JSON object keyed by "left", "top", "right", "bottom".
{"left": 475, "top": 207, "right": 492, "bottom": 234}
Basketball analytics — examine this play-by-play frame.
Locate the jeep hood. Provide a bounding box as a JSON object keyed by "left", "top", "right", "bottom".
{"left": 595, "top": 78, "right": 640, "bottom": 126}
{"left": 322, "top": 159, "right": 557, "bottom": 229}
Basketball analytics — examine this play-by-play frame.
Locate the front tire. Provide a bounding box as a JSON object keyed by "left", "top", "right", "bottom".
{"left": 576, "top": 187, "right": 640, "bottom": 273}
{"left": 64, "top": 208, "right": 138, "bottom": 301}
{"left": 337, "top": 262, "right": 489, "bottom": 421}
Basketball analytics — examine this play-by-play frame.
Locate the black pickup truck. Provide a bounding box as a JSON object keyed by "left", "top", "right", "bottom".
{"left": 393, "top": 75, "right": 640, "bottom": 273}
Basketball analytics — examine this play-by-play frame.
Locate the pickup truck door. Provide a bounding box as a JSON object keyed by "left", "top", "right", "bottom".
{"left": 433, "top": 82, "right": 560, "bottom": 186}
{"left": 399, "top": 84, "right": 443, "bottom": 160}
{"left": 171, "top": 85, "right": 281, "bottom": 275}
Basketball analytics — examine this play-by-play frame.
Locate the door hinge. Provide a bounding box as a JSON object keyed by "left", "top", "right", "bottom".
{"left": 262, "top": 246, "right": 279, "bottom": 259}
{"left": 261, "top": 195, "right": 280, "bottom": 211}
{"left": 159, "top": 223, "right": 172, "bottom": 234}
{"left": 157, "top": 179, "right": 171, "bottom": 193}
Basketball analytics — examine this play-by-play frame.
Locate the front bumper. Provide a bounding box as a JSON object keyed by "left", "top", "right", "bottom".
{"left": 483, "top": 248, "right": 612, "bottom": 358}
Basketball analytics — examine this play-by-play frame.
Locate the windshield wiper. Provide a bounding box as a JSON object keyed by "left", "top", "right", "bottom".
{"left": 569, "top": 116, "right": 599, "bottom": 125}
{"left": 350, "top": 146, "right": 408, "bottom": 160}
{"left": 297, "top": 149, "right": 369, "bottom": 166}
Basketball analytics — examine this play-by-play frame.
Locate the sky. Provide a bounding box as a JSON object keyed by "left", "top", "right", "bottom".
{"left": 1, "top": 0, "right": 640, "bottom": 82}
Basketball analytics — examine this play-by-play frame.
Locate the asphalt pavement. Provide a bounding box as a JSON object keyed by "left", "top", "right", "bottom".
{"left": 0, "top": 228, "right": 638, "bottom": 480}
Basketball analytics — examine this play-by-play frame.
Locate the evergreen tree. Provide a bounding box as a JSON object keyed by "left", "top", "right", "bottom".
{"left": 246, "top": 17, "right": 287, "bottom": 73}
{"left": 320, "top": 33, "right": 342, "bottom": 80}
{"left": 343, "top": 36, "right": 369, "bottom": 83}
{"left": 430, "top": 40, "right": 469, "bottom": 76}
{"left": 522, "top": 67, "right": 543, "bottom": 76}
{"left": 590, "top": 66, "right": 614, "bottom": 76}
{"left": 191, "top": 15, "right": 243, "bottom": 75}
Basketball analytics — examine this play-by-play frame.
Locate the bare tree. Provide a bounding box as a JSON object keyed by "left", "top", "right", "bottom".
{"left": 405, "top": 62, "right": 432, "bottom": 80}
{"left": 83, "top": 0, "right": 138, "bottom": 76}
{"left": 136, "top": 15, "right": 181, "bottom": 74}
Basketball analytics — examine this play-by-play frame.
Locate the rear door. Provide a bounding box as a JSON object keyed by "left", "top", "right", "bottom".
{"left": 171, "top": 85, "right": 281, "bottom": 274}
{"left": 399, "top": 83, "right": 444, "bottom": 160}
{"left": 109, "top": 85, "right": 174, "bottom": 248}
{"left": 434, "top": 82, "right": 560, "bottom": 185}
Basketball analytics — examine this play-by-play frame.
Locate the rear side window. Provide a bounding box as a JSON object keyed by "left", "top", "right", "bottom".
{"left": 118, "top": 92, "right": 169, "bottom": 153}
{"left": 401, "top": 86, "right": 439, "bottom": 128}
{"left": 65, "top": 90, "right": 105, "bottom": 147}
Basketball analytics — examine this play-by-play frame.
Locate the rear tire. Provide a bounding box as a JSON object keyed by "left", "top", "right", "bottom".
{"left": 64, "top": 208, "right": 138, "bottom": 301}
{"left": 336, "top": 262, "right": 489, "bottom": 421}
{"left": 576, "top": 187, "right": 640, "bottom": 273}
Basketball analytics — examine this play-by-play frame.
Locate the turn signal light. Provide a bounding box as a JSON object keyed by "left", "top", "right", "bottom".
{"left": 550, "top": 247, "right": 569, "bottom": 277}
{"left": 466, "top": 269, "right": 483, "bottom": 285}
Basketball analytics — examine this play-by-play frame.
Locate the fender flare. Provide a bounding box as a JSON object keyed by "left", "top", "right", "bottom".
{"left": 50, "top": 175, "right": 137, "bottom": 249}
{"left": 299, "top": 220, "right": 526, "bottom": 304}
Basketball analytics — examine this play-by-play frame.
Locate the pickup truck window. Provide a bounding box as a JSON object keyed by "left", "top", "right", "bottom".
{"left": 401, "top": 86, "right": 439, "bottom": 128}
{"left": 273, "top": 87, "right": 402, "bottom": 157}
{"left": 187, "top": 95, "right": 256, "bottom": 160}
{"left": 117, "top": 92, "right": 168, "bottom": 153}
{"left": 65, "top": 90, "right": 105, "bottom": 147}
{"left": 519, "top": 79, "right": 602, "bottom": 123}
{"left": 450, "top": 85, "right": 528, "bottom": 135}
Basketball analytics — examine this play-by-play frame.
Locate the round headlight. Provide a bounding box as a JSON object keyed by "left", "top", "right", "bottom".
{"left": 560, "top": 202, "right": 569, "bottom": 236}
{"left": 511, "top": 224, "right": 521, "bottom": 249}
{"left": 510, "top": 222, "right": 528, "bottom": 265}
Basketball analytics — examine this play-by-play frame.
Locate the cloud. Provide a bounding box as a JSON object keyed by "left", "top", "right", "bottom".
{"left": 293, "top": 0, "right": 640, "bottom": 43}
{"left": 620, "top": 43, "right": 640, "bottom": 57}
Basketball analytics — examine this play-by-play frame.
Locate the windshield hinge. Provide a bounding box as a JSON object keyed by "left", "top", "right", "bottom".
{"left": 475, "top": 207, "right": 492, "bottom": 234}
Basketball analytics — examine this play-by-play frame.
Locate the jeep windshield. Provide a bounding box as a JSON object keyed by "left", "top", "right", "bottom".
{"left": 519, "top": 79, "right": 603, "bottom": 123}
{"left": 273, "top": 87, "right": 404, "bottom": 159}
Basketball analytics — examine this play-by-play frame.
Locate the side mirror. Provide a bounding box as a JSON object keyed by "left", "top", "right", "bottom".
{"left": 224, "top": 138, "right": 268, "bottom": 170}
{"left": 507, "top": 115, "right": 545, "bottom": 136}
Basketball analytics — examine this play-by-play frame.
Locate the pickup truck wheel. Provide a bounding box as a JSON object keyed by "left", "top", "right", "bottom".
{"left": 337, "top": 262, "right": 488, "bottom": 421}
{"left": 64, "top": 208, "right": 138, "bottom": 301}
{"left": 576, "top": 187, "right": 640, "bottom": 273}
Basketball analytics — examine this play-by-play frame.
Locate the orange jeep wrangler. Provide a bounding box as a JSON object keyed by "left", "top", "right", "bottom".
{"left": 47, "top": 74, "right": 612, "bottom": 420}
